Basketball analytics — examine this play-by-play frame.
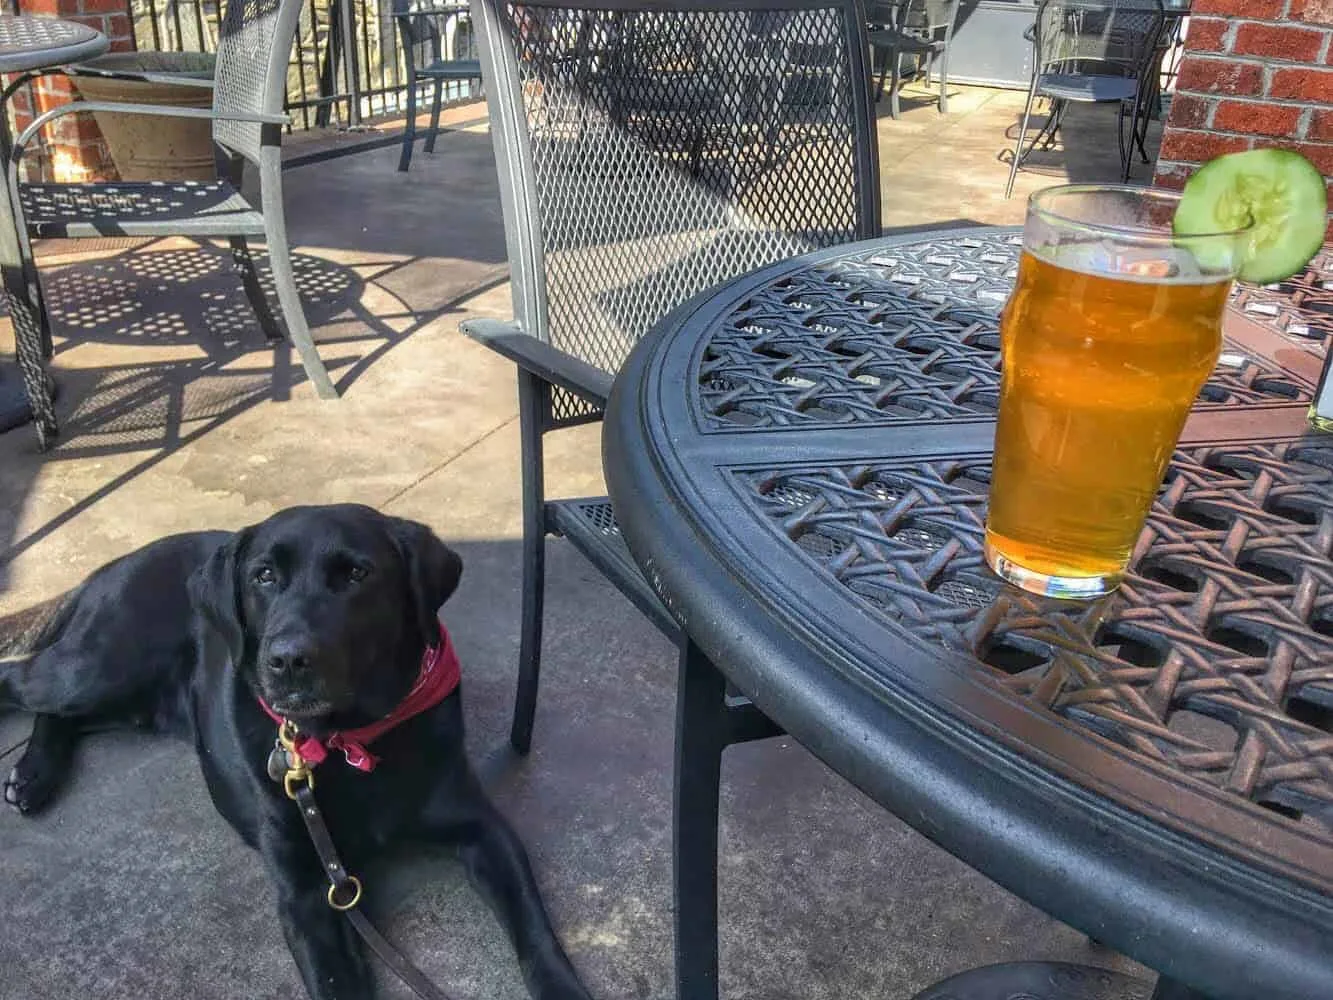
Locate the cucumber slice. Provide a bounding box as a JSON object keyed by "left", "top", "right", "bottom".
{"left": 1172, "top": 148, "right": 1327, "bottom": 285}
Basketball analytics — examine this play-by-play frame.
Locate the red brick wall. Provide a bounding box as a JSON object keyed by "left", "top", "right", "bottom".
{"left": 1153, "top": 0, "right": 1333, "bottom": 238}
{"left": 7, "top": 0, "right": 135, "bottom": 181}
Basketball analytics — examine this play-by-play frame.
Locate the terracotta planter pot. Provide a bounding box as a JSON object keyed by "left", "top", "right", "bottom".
{"left": 71, "top": 52, "right": 217, "bottom": 182}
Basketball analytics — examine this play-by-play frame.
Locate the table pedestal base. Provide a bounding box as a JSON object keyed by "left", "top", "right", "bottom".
{"left": 912, "top": 962, "right": 1154, "bottom": 1000}
{"left": 0, "top": 363, "right": 55, "bottom": 434}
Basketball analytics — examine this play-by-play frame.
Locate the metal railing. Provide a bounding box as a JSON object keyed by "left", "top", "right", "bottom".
{"left": 126, "top": 0, "right": 480, "bottom": 130}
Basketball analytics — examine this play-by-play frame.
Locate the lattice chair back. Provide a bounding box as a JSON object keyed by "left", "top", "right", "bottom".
{"left": 212, "top": 0, "right": 305, "bottom": 164}
{"left": 1034, "top": 0, "right": 1164, "bottom": 80}
{"left": 397, "top": 1, "right": 476, "bottom": 65}
{"left": 901, "top": 0, "right": 957, "bottom": 33}
{"left": 473, "top": 0, "right": 881, "bottom": 387}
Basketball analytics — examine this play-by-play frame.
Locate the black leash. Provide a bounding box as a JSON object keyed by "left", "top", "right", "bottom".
{"left": 272, "top": 721, "right": 454, "bottom": 1000}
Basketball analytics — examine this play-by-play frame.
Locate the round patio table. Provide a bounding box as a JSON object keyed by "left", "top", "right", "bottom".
{"left": 0, "top": 15, "right": 107, "bottom": 440}
{"left": 604, "top": 227, "right": 1333, "bottom": 1000}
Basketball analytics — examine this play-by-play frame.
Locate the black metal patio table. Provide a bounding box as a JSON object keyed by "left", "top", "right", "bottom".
{"left": 603, "top": 227, "right": 1333, "bottom": 1000}
{"left": 0, "top": 14, "right": 108, "bottom": 442}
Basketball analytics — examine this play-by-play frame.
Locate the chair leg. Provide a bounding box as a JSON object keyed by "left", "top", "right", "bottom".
{"left": 258, "top": 169, "right": 338, "bottom": 400}
{"left": 1005, "top": 84, "right": 1039, "bottom": 199}
{"left": 1117, "top": 101, "right": 1131, "bottom": 181}
{"left": 889, "top": 49, "right": 903, "bottom": 120}
{"left": 33, "top": 274, "right": 53, "bottom": 359}
{"left": 1135, "top": 90, "right": 1153, "bottom": 163}
{"left": 937, "top": 48, "right": 950, "bottom": 114}
{"left": 674, "top": 638, "right": 728, "bottom": 1000}
{"left": 424, "top": 78, "right": 445, "bottom": 154}
{"left": 229, "top": 235, "right": 284, "bottom": 343}
{"left": 399, "top": 76, "right": 419, "bottom": 172}
{"left": 1040, "top": 99, "right": 1065, "bottom": 149}
{"left": 874, "top": 49, "right": 889, "bottom": 103}
{"left": 510, "top": 368, "right": 549, "bottom": 755}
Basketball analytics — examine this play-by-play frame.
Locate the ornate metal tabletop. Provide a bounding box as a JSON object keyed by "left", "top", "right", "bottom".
{"left": 0, "top": 15, "right": 107, "bottom": 73}
{"left": 605, "top": 227, "right": 1333, "bottom": 1000}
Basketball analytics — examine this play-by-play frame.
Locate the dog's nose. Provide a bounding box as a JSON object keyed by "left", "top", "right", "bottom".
{"left": 265, "top": 639, "right": 314, "bottom": 677}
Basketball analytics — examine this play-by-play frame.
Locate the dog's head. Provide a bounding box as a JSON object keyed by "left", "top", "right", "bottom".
{"left": 188, "top": 504, "right": 462, "bottom": 729}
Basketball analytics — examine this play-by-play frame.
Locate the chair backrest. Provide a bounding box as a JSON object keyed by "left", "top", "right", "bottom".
{"left": 212, "top": 0, "right": 306, "bottom": 164}
{"left": 396, "top": 1, "right": 476, "bottom": 71}
{"left": 1033, "top": 0, "right": 1164, "bottom": 80}
{"left": 865, "top": 1, "right": 897, "bottom": 26}
{"left": 901, "top": 0, "right": 959, "bottom": 35}
{"left": 473, "top": 0, "right": 881, "bottom": 376}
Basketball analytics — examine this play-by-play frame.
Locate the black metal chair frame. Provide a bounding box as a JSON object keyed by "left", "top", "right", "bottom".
{"left": 1004, "top": 0, "right": 1165, "bottom": 198}
{"left": 866, "top": 0, "right": 959, "bottom": 119}
{"left": 5, "top": 0, "right": 337, "bottom": 448}
{"left": 463, "top": 0, "right": 881, "bottom": 993}
{"left": 393, "top": 1, "right": 483, "bottom": 171}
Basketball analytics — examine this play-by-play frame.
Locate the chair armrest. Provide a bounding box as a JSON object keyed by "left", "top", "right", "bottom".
{"left": 460, "top": 318, "right": 614, "bottom": 406}
{"left": 11, "top": 102, "right": 287, "bottom": 163}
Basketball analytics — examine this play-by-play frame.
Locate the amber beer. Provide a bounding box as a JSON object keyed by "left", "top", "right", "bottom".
{"left": 985, "top": 244, "right": 1234, "bottom": 598}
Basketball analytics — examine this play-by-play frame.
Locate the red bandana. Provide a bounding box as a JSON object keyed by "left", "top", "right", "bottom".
{"left": 258, "top": 624, "right": 461, "bottom": 773}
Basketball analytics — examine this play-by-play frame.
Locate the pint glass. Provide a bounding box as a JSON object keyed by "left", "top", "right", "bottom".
{"left": 985, "top": 185, "right": 1251, "bottom": 599}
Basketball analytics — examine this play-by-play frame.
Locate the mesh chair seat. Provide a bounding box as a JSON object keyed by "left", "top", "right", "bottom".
{"left": 1037, "top": 72, "right": 1138, "bottom": 101}
{"left": 21, "top": 180, "right": 263, "bottom": 239}
{"left": 866, "top": 27, "right": 946, "bottom": 53}
{"left": 548, "top": 498, "right": 679, "bottom": 638}
{"left": 418, "top": 57, "right": 482, "bottom": 79}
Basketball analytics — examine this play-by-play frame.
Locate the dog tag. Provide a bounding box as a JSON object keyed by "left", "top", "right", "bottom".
{"left": 266, "top": 742, "right": 291, "bottom": 783}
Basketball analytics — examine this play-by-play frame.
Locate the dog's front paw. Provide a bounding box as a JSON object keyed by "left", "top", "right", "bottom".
{"left": 4, "top": 748, "right": 67, "bottom": 815}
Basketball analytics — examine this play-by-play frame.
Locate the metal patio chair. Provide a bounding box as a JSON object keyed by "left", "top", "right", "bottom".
{"left": 1004, "top": 0, "right": 1164, "bottom": 197}
{"left": 466, "top": 0, "right": 879, "bottom": 752}
{"left": 465, "top": 0, "right": 878, "bottom": 989}
{"left": 866, "top": 0, "right": 959, "bottom": 119}
{"left": 393, "top": 0, "right": 483, "bottom": 171}
{"left": 7, "top": 0, "right": 337, "bottom": 447}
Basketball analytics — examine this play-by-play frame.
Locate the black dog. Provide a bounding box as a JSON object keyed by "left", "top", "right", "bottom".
{"left": 0, "top": 504, "right": 591, "bottom": 1000}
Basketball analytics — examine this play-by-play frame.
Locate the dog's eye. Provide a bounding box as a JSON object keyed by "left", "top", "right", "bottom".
{"left": 253, "top": 566, "right": 277, "bottom": 586}
{"left": 347, "top": 565, "right": 369, "bottom": 583}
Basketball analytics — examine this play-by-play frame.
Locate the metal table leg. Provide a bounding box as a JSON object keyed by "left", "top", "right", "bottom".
{"left": 674, "top": 639, "right": 727, "bottom": 1000}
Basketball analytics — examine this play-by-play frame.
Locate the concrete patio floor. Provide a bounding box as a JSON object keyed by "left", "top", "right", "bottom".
{"left": 0, "top": 84, "right": 1161, "bottom": 1000}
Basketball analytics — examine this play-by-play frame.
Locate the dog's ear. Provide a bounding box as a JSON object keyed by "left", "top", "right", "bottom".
{"left": 388, "top": 517, "right": 463, "bottom": 649}
{"left": 188, "top": 530, "right": 250, "bottom": 665}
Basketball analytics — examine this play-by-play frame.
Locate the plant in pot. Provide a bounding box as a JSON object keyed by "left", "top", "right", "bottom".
{"left": 69, "top": 51, "right": 218, "bottom": 182}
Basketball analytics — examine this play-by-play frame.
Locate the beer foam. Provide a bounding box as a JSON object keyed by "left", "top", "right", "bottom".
{"left": 1028, "top": 240, "right": 1231, "bottom": 285}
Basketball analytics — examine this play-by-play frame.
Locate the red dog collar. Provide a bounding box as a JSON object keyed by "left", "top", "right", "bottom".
{"left": 258, "top": 623, "right": 461, "bottom": 772}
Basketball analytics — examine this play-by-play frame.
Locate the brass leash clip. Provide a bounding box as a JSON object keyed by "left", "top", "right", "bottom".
{"left": 276, "top": 719, "right": 315, "bottom": 801}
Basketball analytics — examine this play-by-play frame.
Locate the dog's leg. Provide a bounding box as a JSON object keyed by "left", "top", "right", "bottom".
{"left": 0, "top": 647, "right": 138, "bottom": 716}
{"left": 259, "top": 818, "right": 374, "bottom": 1000}
{"left": 421, "top": 784, "right": 592, "bottom": 1000}
{"left": 3, "top": 713, "right": 81, "bottom": 814}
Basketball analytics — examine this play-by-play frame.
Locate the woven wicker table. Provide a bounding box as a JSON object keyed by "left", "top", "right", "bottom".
{"left": 0, "top": 15, "right": 107, "bottom": 442}
{"left": 604, "top": 227, "right": 1333, "bottom": 1000}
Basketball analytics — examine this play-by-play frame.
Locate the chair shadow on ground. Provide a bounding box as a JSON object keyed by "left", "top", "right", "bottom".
{"left": 0, "top": 237, "right": 506, "bottom": 583}
{"left": 872, "top": 86, "right": 957, "bottom": 119}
